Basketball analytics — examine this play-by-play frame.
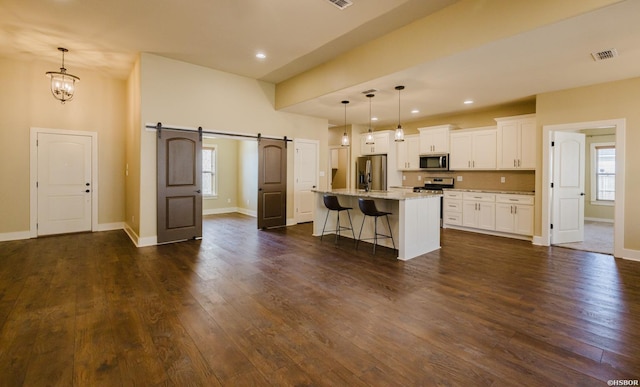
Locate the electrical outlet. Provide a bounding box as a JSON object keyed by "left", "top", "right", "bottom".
{"left": 457, "top": 176, "right": 463, "bottom": 182}
{"left": 402, "top": 175, "right": 406, "bottom": 180}
{"left": 501, "top": 176, "right": 506, "bottom": 183}
{"left": 227, "top": 198, "right": 231, "bottom": 203}
{"left": 417, "top": 176, "right": 422, "bottom": 181}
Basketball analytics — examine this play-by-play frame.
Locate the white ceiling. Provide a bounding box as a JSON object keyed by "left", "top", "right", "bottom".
{"left": 2, "top": 0, "right": 639, "bottom": 127}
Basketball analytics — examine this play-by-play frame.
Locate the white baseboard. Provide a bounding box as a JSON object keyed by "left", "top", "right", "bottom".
{"left": 203, "top": 207, "right": 238, "bottom": 215}
{"left": 287, "top": 217, "right": 297, "bottom": 226}
{"left": 618, "top": 247, "right": 640, "bottom": 262}
{"left": 96, "top": 222, "right": 124, "bottom": 231}
{"left": 123, "top": 225, "right": 157, "bottom": 247}
{"left": 532, "top": 235, "right": 546, "bottom": 246}
{"left": 123, "top": 225, "right": 139, "bottom": 246}
{"left": 236, "top": 208, "right": 257, "bottom": 218}
{"left": 0, "top": 230, "right": 31, "bottom": 242}
{"left": 584, "top": 217, "right": 614, "bottom": 223}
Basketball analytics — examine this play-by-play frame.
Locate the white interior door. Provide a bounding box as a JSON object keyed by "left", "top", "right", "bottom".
{"left": 294, "top": 139, "right": 318, "bottom": 223}
{"left": 37, "top": 132, "right": 92, "bottom": 235}
{"left": 551, "top": 131, "right": 585, "bottom": 244}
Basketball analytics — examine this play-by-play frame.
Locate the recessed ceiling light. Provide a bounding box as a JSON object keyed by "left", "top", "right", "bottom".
{"left": 256, "top": 52, "right": 266, "bottom": 59}
{"left": 411, "top": 109, "right": 420, "bottom": 114}
{"left": 372, "top": 117, "right": 378, "bottom": 121}
{"left": 464, "top": 100, "right": 474, "bottom": 105}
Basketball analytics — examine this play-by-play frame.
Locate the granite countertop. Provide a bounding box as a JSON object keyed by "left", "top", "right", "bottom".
{"left": 312, "top": 188, "right": 442, "bottom": 201}
{"left": 443, "top": 188, "right": 535, "bottom": 195}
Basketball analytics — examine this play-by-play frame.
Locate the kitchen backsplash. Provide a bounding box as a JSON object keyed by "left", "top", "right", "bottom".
{"left": 403, "top": 170, "right": 535, "bottom": 192}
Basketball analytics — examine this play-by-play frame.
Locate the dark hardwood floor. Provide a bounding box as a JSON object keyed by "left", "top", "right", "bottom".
{"left": 1, "top": 213, "right": 639, "bottom": 386}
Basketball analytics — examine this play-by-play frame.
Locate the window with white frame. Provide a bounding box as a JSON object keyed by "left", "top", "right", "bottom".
{"left": 202, "top": 146, "right": 217, "bottom": 197}
{"left": 590, "top": 143, "right": 615, "bottom": 204}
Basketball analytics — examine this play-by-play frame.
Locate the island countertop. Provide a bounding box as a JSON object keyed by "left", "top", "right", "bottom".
{"left": 313, "top": 190, "right": 441, "bottom": 260}
{"left": 312, "top": 188, "right": 442, "bottom": 201}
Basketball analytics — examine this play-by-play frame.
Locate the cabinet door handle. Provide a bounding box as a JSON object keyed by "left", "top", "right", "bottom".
{"left": 514, "top": 206, "right": 517, "bottom": 214}
{"left": 518, "top": 159, "right": 521, "bottom": 167}
{"left": 514, "top": 159, "right": 516, "bottom": 167}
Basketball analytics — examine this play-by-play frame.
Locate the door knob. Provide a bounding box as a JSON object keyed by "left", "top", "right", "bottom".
{"left": 86, "top": 183, "right": 90, "bottom": 186}
{"left": 195, "top": 190, "right": 201, "bottom": 193}
{"left": 580, "top": 192, "right": 585, "bottom": 196}
{"left": 85, "top": 189, "right": 90, "bottom": 193}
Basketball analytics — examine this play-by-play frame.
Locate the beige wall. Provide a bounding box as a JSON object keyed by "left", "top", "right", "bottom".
{"left": 536, "top": 77, "right": 640, "bottom": 251}
{"left": 276, "top": 0, "right": 621, "bottom": 109}
{"left": 125, "top": 57, "right": 142, "bottom": 236}
{"left": 374, "top": 100, "right": 536, "bottom": 134}
{"left": 136, "top": 53, "right": 328, "bottom": 239}
{"left": 0, "top": 57, "right": 126, "bottom": 235}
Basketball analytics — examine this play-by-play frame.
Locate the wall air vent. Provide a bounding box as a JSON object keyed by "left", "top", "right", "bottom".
{"left": 326, "top": 0, "right": 353, "bottom": 10}
{"left": 591, "top": 48, "right": 618, "bottom": 61}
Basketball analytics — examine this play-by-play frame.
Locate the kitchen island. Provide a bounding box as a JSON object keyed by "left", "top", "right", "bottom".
{"left": 313, "top": 189, "right": 442, "bottom": 260}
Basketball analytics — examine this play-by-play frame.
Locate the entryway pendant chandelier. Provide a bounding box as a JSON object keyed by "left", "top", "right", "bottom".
{"left": 46, "top": 47, "right": 80, "bottom": 104}
{"left": 365, "top": 93, "right": 375, "bottom": 144}
{"left": 394, "top": 85, "right": 405, "bottom": 142}
{"left": 341, "top": 100, "right": 350, "bottom": 147}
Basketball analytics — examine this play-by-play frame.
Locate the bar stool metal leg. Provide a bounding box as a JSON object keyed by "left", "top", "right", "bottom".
{"left": 320, "top": 195, "right": 355, "bottom": 245}
{"left": 356, "top": 198, "right": 396, "bottom": 254}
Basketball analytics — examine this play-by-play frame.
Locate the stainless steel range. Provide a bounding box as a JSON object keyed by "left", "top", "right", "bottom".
{"left": 414, "top": 177, "right": 454, "bottom": 225}
{"left": 413, "top": 177, "right": 454, "bottom": 193}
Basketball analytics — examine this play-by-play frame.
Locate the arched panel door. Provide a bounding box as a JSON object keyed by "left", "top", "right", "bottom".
{"left": 258, "top": 139, "right": 287, "bottom": 229}
{"left": 157, "top": 129, "right": 202, "bottom": 243}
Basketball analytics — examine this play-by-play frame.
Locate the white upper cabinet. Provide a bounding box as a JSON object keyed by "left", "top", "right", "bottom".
{"left": 495, "top": 114, "right": 537, "bottom": 170}
{"left": 419, "top": 125, "right": 453, "bottom": 154}
{"left": 396, "top": 135, "right": 420, "bottom": 170}
{"left": 449, "top": 127, "right": 497, "bottom": 170}
{"left": 360, "top": 131, "right": 390, "bottom": 155}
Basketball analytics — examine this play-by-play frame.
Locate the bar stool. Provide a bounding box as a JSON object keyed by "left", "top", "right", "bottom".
{"left": 356, "top": 198, "right": 395, "bottom": 254}
{"left": 320, "top": 195, "right": 355, "bottom": 244}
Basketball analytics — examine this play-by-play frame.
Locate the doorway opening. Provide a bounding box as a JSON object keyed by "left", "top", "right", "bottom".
{"left": 541, "top": 119, "right": 625, "bottom": 258}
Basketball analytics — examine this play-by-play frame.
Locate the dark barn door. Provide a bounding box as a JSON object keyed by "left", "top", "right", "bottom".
{"left": 157, "top": 129, "right": 202, "bottom": 243}
{"left": 258, "top": 138, "right": 287, "bottom": 229}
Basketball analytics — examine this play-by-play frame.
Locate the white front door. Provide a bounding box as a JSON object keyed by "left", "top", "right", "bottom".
{"left": 551, "top": 131, "right": 585, "bottom": 244}
{"left": 37, "top": 133, "right": 93, "bottom": 235}
{"left": 294, "top": 139, "right": 318, "bottom": 223}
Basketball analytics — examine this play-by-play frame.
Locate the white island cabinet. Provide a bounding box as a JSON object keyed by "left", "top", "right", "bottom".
{"left": 313, "top": 189, "right": 442, "bottom": 260}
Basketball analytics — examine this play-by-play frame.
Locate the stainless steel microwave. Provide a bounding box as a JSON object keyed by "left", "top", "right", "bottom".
{"left": 419, "top": 154, "right": 449, "bottom": 170}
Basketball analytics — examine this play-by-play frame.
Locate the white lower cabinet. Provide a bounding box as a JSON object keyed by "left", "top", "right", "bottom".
{"left": 461, "top": 192, "right": 495, "bottom": 230}
{"left": 494, "top": 195, "right": 534, "bottom": 236}
{"left": 443, "top": 191, "right": 463, "bottom": 226}
{"left": 444, "top": 191, "right": 534, "bottom": 239}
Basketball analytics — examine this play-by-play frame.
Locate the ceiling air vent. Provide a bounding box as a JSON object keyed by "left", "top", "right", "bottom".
{"left": 591, "top": 48, "right": 618, "bottom": 61}
{"left": 326, "top": 0, "right": 353, "bottom": 10}
{"left": 361, "top": 88, "right": 377, "bottom": 94}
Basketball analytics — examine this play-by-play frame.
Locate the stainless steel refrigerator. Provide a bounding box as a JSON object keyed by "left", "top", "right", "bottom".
{"left": 356, "top": 155, "right": 387, "bottom": 191}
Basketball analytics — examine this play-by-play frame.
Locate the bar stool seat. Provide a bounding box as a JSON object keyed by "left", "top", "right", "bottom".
{"left": 356, "top": 198, "right": 395, "bottom": 254}
{"left": 320, "top": 195, "right": 355, "bottom": 244}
